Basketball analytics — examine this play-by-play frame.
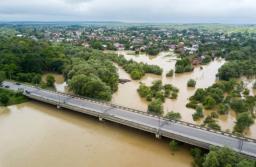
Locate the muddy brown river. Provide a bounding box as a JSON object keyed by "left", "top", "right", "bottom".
{"left": 0, "top": 102, "right": 193, "bottom": 167}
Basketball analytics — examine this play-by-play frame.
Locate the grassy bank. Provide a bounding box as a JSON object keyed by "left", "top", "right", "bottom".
{"left": 0, "top": 88, "right": 28, "bottom": 106}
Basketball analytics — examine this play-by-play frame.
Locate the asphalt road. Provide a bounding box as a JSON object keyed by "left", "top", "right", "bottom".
{"left": 2, "top": 81, "right": 256, "bottom": 158}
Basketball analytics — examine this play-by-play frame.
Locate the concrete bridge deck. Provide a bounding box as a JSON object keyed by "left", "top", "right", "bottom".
{"left": 2, "top": 81, "right": 256, "bottom": 158}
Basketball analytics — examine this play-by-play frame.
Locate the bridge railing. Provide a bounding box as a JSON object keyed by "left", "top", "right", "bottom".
{"left": 5, "top": 81, "right": 256, "bottom": 144}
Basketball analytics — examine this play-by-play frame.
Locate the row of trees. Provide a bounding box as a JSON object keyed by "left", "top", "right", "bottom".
{"left": 108, "top": 54, "right": 162, "bottom": 80}
{"left": 191, "top": 146, "right": 255, "bottom": 167}
{"left": 217, "top": 60, "right": 256, "bottom": 80}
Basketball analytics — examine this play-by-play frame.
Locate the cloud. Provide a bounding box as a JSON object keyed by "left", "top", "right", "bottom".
{"left": 0, "top": 0, "right": 255, "bottom": 23}
{"left": 63, "top": 0, "right": 93, "bottom": 4}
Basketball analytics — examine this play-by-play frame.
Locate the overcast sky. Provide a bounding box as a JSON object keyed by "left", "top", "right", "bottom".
{"left": 0, "top": 0, "right": 256, "bottom": 23}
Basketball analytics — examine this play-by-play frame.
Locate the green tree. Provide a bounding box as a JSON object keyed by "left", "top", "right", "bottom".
{"left": 201, "top": 55, "right": 212, "bottom": 65}
{"left": 137, "top": 84, "right": 151, "bottom": 98}
{"left": 0, "top": 94, "right": 9, "bottom": 106}
{"left": 217, "top": 104, "right": 229, "bottom": 115}
{"left": 165, "top": 111, "right": 181, "bottom": 120}
{"left": 166, "top": 69, "right": 174, "bottom": 77}
{"left": 234, "top": 112, "right": 254, "bottom": 133}
{"left": 203, "top": 151, "right": 219, "bottom": 167}
{"left": 169, "top": 140, "right": 179, "bottom": 151}
{"left": 32, "top": 74, "right": 41, "bottom": 85}
{"left": 187, "top": 79, "right": 196, "bottom": 87}
{"left": 193, "top": 106, "right": 204, "bottom": 121}
{"left": 203, "top": 96, "right": 216, "bottom": 109}
{"left": 0, "top": 71, "right": 6, "bottom": 85}
{"left": 69, "top": 74, "right": 112, "bottom": 101}
{"left": 46, "top": 75, "right": 55, "bottom": 87}
{"left": 148, "top": 99, "right": 163, "bottom": 115}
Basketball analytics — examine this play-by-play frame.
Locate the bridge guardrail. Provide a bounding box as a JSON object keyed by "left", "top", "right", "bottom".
{"left": 4, "top": 80, "right": 256, "bottom": 144}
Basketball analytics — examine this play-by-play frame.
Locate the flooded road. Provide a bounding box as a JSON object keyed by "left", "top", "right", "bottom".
{"left": 0, "top": 102, "right": 193, "bottom": 167}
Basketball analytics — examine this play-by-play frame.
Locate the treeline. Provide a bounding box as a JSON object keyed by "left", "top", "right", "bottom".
{"left": 191, "top": 146, "right": 255, "bottom": 167}
{"left": 218, "top": 60, "right": 256, "bottom": 80}
{"left": 0, "top": 36, "right": 70, "bottom": 84}
{"left": 107, "top": 54, "right": 162, "bottom": 80}
{"left": 187, "top": 80, "right": 256, "bottom": 133}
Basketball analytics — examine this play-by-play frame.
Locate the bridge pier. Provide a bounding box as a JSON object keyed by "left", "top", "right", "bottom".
{"left": 155, "top": 133, "right": 161, "bottom": 139}
{"left": 99, "top": 117, "right": 103, "bottom": 122}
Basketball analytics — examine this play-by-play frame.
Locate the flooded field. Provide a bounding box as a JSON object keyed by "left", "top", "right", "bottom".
{"left": 0, "top": 102, "right": 193, "bottom": 167}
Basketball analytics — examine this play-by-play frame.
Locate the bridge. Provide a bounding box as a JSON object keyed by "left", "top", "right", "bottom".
{"left": 2, "top": 81, "right": 256, "bottom": 158}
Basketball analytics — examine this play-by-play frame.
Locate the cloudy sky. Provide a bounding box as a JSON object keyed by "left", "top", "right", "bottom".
{"left": 0, "top": 0, "right": 256, "bottom": 23}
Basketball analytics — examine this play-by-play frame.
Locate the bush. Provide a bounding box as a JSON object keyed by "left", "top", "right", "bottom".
{"left": 217, "top": 104, "right": 229, "bottom": 115}
{"left": 46, "top": 75, "right": 55, "bottom": 87}
{"left": 169, "top": 140, "right": 180, "bottom": 151}
{"left": 0, "top": 71, "right": 6, "bottom": 85}
{"left": 0, "top": 94, "right": 9, "bottom": 106}
{"left": 203, "top": 96, "right": 216, "bottom": 109}
{"left": 230, "top": 99, "right": 248, "bottom": 113}
{"left": 201, "top": 55, "right": 212, "bottom": 65}
{"left": 234, "top": 112, "right": 254, "bottom": 133}
{"left": 69, "top": 74, "right": 112, "bottom": 101}
{"left": 0, "top": 88, "right": 27, "bottom": 106}
{"left": 137, "top": 84, "right": 151, "bottom": 98}
{"left": 186, "top": 101, "right": 198, "bottom": 109}
{"left": 175, "top": 58, "right": 193, "bottom": 73}
{"left": 165, "top": 111, "right": 181, "bottom": 120}
{"left": 192, "top": 106, "right": 204, "bottom": 121}
{"left": 170, "top": 92, "right": 178, "bottom": 99}
{"left": 187, "top": 79, "right": 196, "bottom": 87}
{"left": 166, "top": 69, "right": 174, "bottom": 77}
{"left": 148, "top": 99, "right": 163, "bottom": 115}
{"left": 131, "top": 70, "right": 144, "bottom": 80}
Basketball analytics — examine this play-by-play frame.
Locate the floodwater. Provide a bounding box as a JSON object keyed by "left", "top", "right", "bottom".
{"left": 112, "top": 51, "right": 256, "bottom": 139}
{"left": 112, "top": 51, "right": 225, "bottom": 122}
{"left": 43, "top": 51, "right": 256, "bottom": 138}
{"left": 42, "top": 73, "right": 68, "bottom": 93}
{"left": 0, "top": 102, "right": 193, "bottom": 167}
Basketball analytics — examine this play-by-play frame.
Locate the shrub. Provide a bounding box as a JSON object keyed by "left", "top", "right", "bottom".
{"left": 166, "top": 69, "right": 174, "bottom": 77}
{"left": 169, "top": 140, "right": 180, "bottom": 151}
{"left": 187, "top": 79, "right": 196, "bottom": 87}
{"left": 192, "top": 106, "right": 204, "bottom": 121}
{"left": 217, "top": 104, "right": 229, "bottom": 115}
{"left": 165, "top": 111, "right": 181, "bottom": 120}
{"left": 46, "top": 75, "right": 55, "bottom": 87}
{"left": 148, "top": 99, "right": 163, "bottom": 115}
{"left": 234, "top": 112, "right": 254, "bottom": 133}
